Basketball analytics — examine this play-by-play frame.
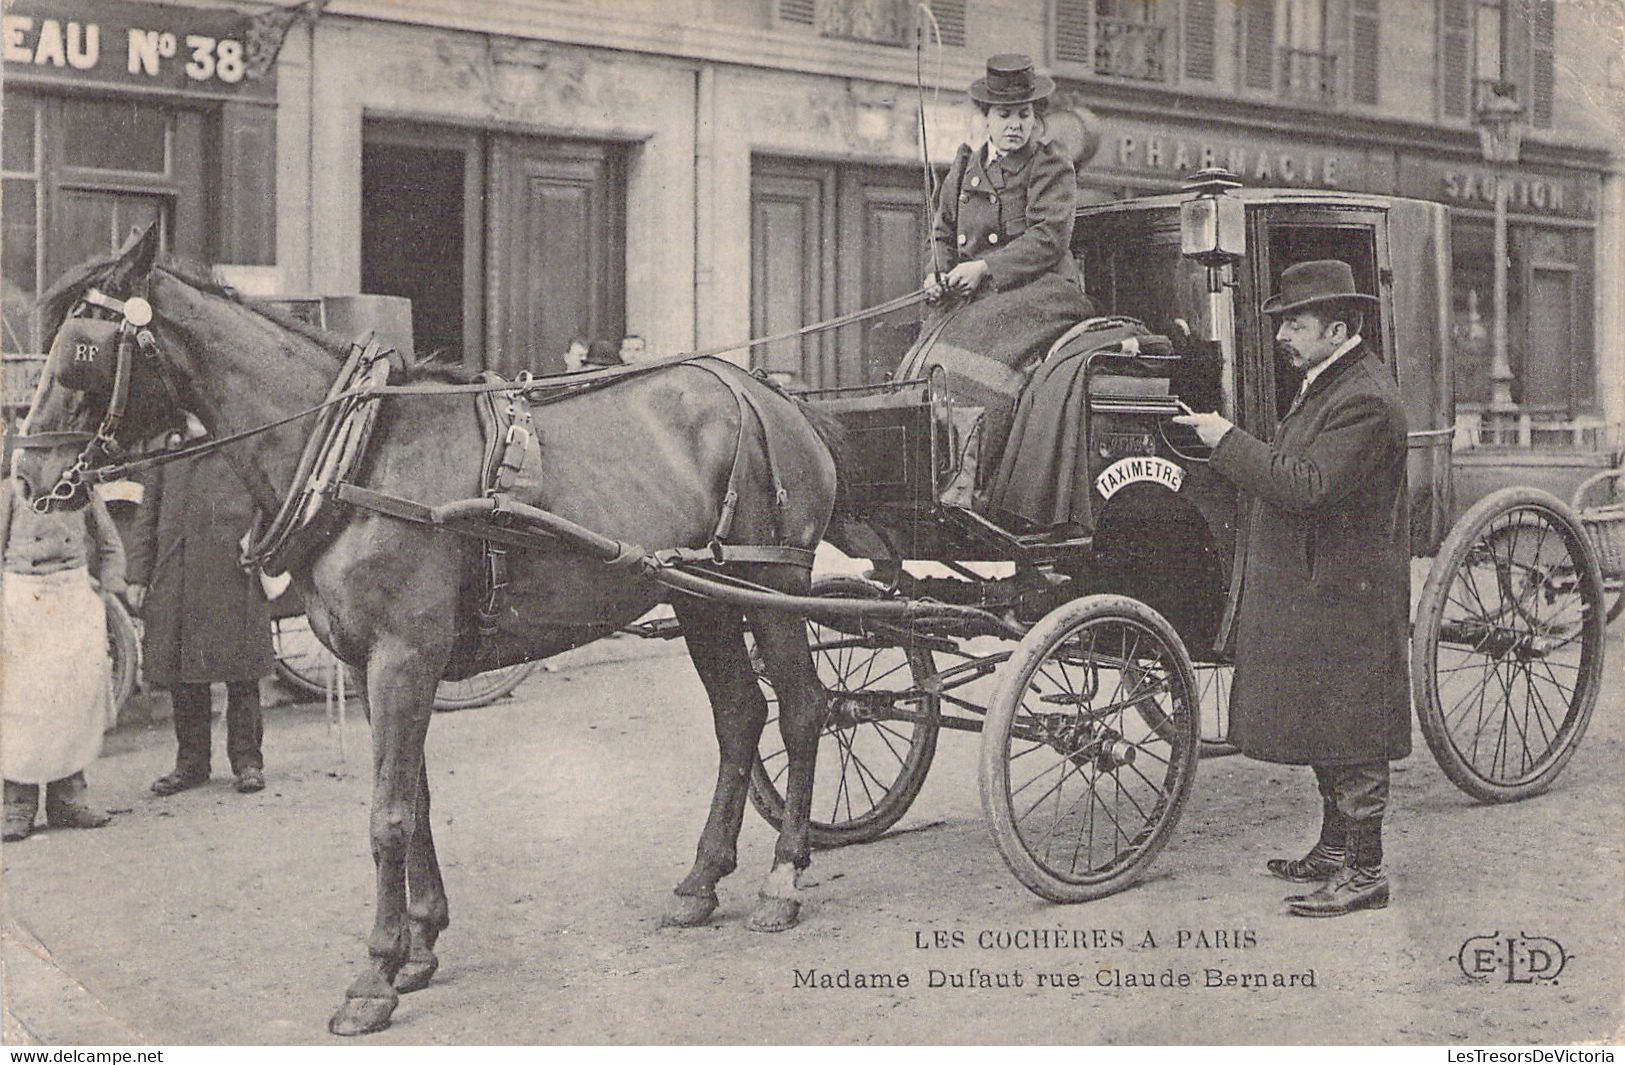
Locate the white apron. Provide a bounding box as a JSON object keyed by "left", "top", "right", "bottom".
{"left": 1, "top": 568, "right": 112, "bottom": 783}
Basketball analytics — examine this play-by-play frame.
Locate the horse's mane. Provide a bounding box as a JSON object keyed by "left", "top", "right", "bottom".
{"left": 38, "top": 252, "right": 472, "bottom": 385}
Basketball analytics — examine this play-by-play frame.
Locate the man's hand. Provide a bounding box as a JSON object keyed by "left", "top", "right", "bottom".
{"left": 124, "top": 583, "right": 146, "bottom": 614}
{"left": 1172, "top": 411, "right": 1234, "bottom": 448}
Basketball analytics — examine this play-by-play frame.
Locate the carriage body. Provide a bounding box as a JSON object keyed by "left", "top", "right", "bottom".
{"left": 817, "top": 187, "right": 1457, "bottom": 662}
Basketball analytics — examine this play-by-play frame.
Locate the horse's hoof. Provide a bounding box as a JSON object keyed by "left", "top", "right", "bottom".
{"left": 393, "top": 957, "right": 438, "bottom": 994}
{"left": 746, "top": 894, "right": 801, "bottom": 933}
{"left": 328, "top": 994, "right": 399, "bottom": 1037}
{"left": 659, "top": 891, "right": 719, "bottom": 928}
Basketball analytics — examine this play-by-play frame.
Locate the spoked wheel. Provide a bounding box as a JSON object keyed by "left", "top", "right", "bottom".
{"left": 272, "top": 613, "right": 536, "bottom": 711}
{"left": 104, "top": 594, "right": 140, "bottom": 717}
{"left": 1194, "top": 661, "right": 1236, "bottom": 757}
{"left": 748, "top": 576, "right": 939, "bottom": 848}
{"left": 981, "top": 594, "right": 1200, "bottom": 903}
{"left": 1412, "top": 487, "right": 1606, "bottom": 802}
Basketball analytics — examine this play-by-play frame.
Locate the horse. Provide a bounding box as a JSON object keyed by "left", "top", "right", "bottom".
{"left": 13, "top": 226, "right": 841, "bottom": 1036}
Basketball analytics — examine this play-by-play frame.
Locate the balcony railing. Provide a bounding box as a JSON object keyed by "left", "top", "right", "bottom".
{"left": 1094, "top": 17, "right": 1169, "bottom": 82}
{"left": 1278, "top": 47, "right": 1338, "bottom": 102}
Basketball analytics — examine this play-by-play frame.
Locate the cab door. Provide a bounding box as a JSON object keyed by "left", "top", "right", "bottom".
{"left": 1242, "top": 205, "right": 1391, "bottom": 439}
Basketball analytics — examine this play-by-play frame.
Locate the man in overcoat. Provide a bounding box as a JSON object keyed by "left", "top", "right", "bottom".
{"left": 1175, "top": 260, "right": 1410, "bottom": 917}
{"left": 126, "top": 439, "right": 275, "bottom": 795}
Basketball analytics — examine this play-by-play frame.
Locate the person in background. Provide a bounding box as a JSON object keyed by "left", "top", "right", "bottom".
{"left": 1, "top": 473, "right": 127, "bottom": 841}
{"left": 127, "top": 418, "right": 275, "bottom": 796}
{"left": 562, "top": 336, "right": 591, "bottom": 373}
{"left": 617, "top": 335, "right": 646, "bottom": 362}
{"left": 585, "top": 340, "right": 624, "bottom": 368}
{"left": 1174, "top": 260, "right": 1410, "bottom": 918}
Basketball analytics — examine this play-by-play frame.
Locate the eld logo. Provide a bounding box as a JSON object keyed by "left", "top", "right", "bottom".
{"left": 1457, "top": 932, "right": 1570, "bottom": 984}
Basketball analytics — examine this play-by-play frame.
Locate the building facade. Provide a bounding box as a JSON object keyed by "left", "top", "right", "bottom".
{"left": 4, "top": 0, "right": 1622, "bottom": 506}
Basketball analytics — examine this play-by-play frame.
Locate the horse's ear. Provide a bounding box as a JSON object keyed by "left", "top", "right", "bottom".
{"left": 123, "top": 222, "right": 161, "bottom": 274}
{"left": 105, "top": 223, "right": 161, "bottom": 292}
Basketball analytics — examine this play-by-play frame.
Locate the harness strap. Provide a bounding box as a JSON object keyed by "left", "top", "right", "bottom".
{"left": 329, "top": 482, "right": 814, "bottom": 571}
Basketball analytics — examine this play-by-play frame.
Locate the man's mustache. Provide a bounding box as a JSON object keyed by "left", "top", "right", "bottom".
{"left": 1275, "top": 341, "right": 1299, "bottom": 361}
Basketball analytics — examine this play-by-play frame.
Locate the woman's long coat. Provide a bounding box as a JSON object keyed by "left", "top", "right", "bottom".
{"left": 1208, "top": 347, "right": 1412, "bottom": 765}
{"left": 126, "top": 450, "right": 274, "bottom": 688}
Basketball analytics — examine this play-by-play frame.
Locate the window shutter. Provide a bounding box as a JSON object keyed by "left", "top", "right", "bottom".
{"left": 1241, "top": 0, "right": 1275, "bottom": 91}
{"left": 778, "top": 0, "right": 814, "bottom": 26}
{"left": 1529, "top": 0, "right": 1554, "bottom": 127}
{"left": 1349, "top": 0, "right": 1380, "bottom": 105}
{"left": 926, "top": 0, "right": 967, "bottom": 47}
{"left": 218, "top": 101, "right": 276, "bottom": 265}
{"left": 1053, "top": 0, "right": 1090, "bottom": 66}
{"left": 1184, "top": 0, "right": 1217, "bottom": 80}
{"left": 1438, "top": 0, "right": 1472, "bottom": 119}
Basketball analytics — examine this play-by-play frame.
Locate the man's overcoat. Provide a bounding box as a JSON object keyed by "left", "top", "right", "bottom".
{"left": 126, "top": 450, "right": 274, "bottom": 688}
{"left": 1209, "top": 347, "right": 1411, "bottom": 765}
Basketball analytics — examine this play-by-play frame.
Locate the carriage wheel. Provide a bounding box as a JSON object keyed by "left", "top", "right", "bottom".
{"left": 273, "top": 613, "right": 536, "bottom": 711}
{"left": 105, "top": 594, "right": 140, "bottom": 717}
{"left": 1194, "top": 662, "right": 1237, "bottom": 758}
{"left": 748, "top": 576, "right": 939, "bottom": 848}
{"left": 1412, "top": 487, "right": 1606, "bottom": 802}
{"left": 980, "top": 594, "right": 1200, "bottom": 903}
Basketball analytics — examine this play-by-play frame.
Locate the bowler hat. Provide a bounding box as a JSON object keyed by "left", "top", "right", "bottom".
{"left": 1261, "top": 260, "right": 1380, "bottom": 315}
{"left": 968, "top": 54, "right": 1055, "bottom": 106}
{"left": 584, "top": 340, "right": 623, "bottom": 367}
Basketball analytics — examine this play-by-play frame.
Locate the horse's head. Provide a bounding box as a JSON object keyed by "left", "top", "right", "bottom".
{"left": 13, "top": 224, "right": 192, "bottom": 511}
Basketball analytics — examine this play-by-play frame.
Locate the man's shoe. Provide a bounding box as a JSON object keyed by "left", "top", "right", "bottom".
{"left": 151, "top": 768, "right": 209, "bottom": 796}
{"left": 45, "top": 773, "right": 112, "bottom": 829}
{"left": 1266, "top": 841, "right": 1345, "bottom": 883}
{"left": 1288, "top": 866, "right": 1389, "bottom": 917}
{"left": 235, "top": 767, "right": 265, "bottom": 794}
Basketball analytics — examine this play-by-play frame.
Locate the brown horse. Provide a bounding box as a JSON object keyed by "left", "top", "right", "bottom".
{"left": 14, "top": 227, "right": 840, "bottom": 1036}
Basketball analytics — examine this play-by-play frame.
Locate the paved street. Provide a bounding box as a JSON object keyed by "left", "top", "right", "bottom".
{"left": 3, "top": 618, "right": 1622, "bottom": 1045}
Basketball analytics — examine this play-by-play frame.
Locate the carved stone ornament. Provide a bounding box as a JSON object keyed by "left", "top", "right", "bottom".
{"left": 814, "top": 0, "right": 911, "bottom": 45}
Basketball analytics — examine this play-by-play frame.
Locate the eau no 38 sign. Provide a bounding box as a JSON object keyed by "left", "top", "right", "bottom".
{"left": 2, "top": 0, "right": 277, "bottom": 98}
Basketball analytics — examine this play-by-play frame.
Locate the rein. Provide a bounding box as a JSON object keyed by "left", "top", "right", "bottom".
{"left": 17, "top": 280, "right": 927, "bottom": 496}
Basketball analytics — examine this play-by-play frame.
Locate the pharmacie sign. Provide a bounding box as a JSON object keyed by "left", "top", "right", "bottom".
{"left": 3, "top": 0, "right": 275, "bottom": 98}
{"left": 1090, "top": 116, "right": 1371, "bottom": 190}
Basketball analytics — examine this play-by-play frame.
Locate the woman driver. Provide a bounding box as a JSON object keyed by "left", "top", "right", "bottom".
{"left": 901, "top": 53, "right": 1092, "bottom": 496}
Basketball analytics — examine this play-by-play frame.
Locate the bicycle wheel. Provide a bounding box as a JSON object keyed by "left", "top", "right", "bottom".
{"left": 104, "top": 594, "right": 140, "bottom": 717}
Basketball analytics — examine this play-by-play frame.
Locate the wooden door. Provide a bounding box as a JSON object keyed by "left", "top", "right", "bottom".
{"left": 837, "top": 167, "right": 929, "bottom": 385}
{"left": 751, "top": 162, "right": 835, "bottom": 387}
{"left": 486, "top": 137, "right": 625, "bottom": 377}
{"left": 751, "top": 159, "right": 926, "bottom": 390}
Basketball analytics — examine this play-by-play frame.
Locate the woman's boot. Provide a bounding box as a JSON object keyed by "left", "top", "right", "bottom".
{"left": 4, "top": 781, "right": 39, "bottom": 841}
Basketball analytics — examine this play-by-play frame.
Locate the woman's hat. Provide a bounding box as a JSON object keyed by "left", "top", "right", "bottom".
{"left": 968, "top": 54, "right": 1055, "bottom": 106}
{"left": 1260, "top": 260, "right": 1380, "bottom": 315}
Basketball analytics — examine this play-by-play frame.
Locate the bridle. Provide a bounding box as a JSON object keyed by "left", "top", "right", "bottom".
{"left": 12, "top": 282, "right": 190, "bottom": 512}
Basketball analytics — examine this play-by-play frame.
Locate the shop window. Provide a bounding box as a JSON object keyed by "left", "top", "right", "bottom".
{"left": 1452, "top": 220, "right": 1594, "bottom": 448}
{"left": 1438, "top": 0, "right": 1553, "bottom": 126}
{"left": 2, "top": 98, "right": 41, "bottom": 355}
{"left": 0, "top": 91, "right": 213, "bottom": 355}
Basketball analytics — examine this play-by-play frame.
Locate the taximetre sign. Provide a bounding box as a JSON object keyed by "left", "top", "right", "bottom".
{"left": 1095, "top": 457, "right": 1185, "bottom": 501}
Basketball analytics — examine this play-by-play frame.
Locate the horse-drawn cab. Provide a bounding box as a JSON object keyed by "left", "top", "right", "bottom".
{"left": 813, "top": 176, "right": 1455, "bottom": 665}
